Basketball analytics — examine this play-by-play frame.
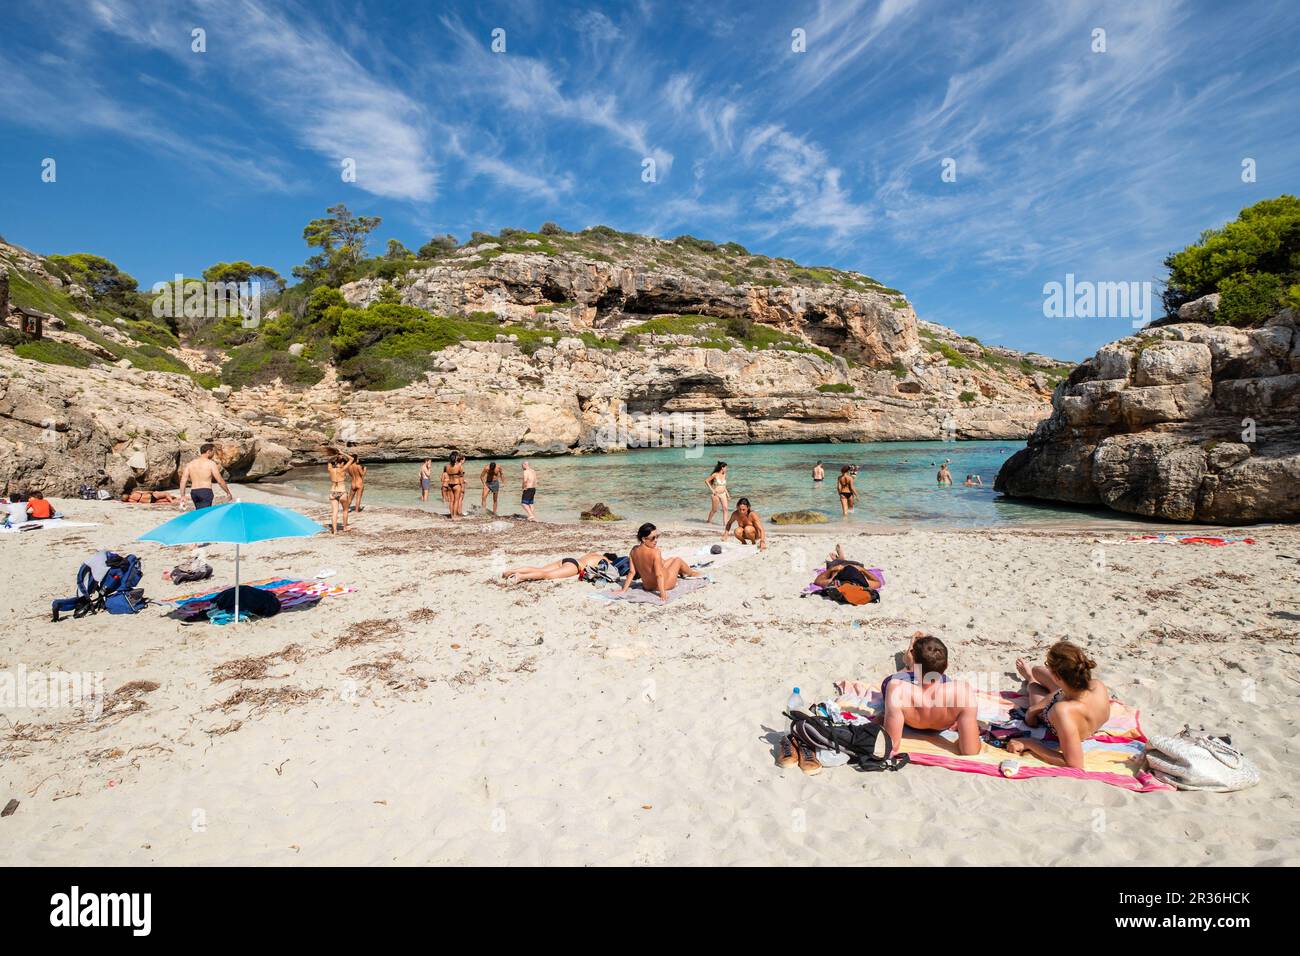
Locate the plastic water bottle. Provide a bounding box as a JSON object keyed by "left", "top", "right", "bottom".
{"left": 786, "top": 687, "right": 805, "bottom": 713}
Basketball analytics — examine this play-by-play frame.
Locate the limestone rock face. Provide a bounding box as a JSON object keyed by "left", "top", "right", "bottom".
{"left": 0, "top": 351, "right": 292, "bottom": 496}
{"left": 996, "top": 311, "right": 1300, "bottom": 523}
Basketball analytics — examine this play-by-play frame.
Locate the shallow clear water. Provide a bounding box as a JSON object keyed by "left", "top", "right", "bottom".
{"left": 272, "top": 440, "right": 1137, "bottom": 530}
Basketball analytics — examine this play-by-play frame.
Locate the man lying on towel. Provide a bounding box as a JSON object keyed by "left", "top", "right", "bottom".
{"left": 863, "top": 634, "right": 981, "bottom": 757}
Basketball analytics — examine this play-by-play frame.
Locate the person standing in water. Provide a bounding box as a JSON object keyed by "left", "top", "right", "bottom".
{"left": 937, "top": 463, "right": 953, "bottom": 486}
{"left": 326, "top": 455, "right": 350, "bottom": 534}
{"left": 812, "top": 461, "right": 825, "bottom": 483}
{"left": 520, "top": 461, "right": 538, "bottom": 521}
{"left": 445, "top": 452, "right": 466, "bottom": 519}
{"left": 837, "top": 465, "right": 856, "bottom": 517}
{"left": 419, "top": 459, "right": 432, "bottom": 502}
{"left": 480, "top": 460, "right": 505, "bottom": 515}
{"left": 705, "top": 461, "right": 729, "bottom": 525}
{"left": 346, "top": 454, "right": 367, "bottom": 514}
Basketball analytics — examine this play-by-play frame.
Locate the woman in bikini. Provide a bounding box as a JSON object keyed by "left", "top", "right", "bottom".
{"left": 705, "top": 461, "right": 729, "bottom": 525}
{"left": 618, "top": 522, "right": 702, "bottom": 603}
{"left": 722, "top": 497, "right": 767, "bottom": 550}
{"left": 480, "top": 461, "right": 505, "bottom": 515}
{"left": 501, "top": 552, "right": 605, "bottom": 583}
{"left": 446, "top": 452, "right": 466, "bottom": 519}
{"left": 326, "top": 456, "right": 350, "bottom": 535}
{"left": 1006, "top": 641, "right": 1112, "bottom": 770}
{"left": 836, "top": 466, "right": 856, "bottom": 517}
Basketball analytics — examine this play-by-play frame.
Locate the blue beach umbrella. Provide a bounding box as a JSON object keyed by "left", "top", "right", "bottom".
{"left": 139, "top": 501, "right": 325, "bottom": 622}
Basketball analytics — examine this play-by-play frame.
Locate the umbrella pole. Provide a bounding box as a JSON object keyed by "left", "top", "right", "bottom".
{"left": 235, "top": 543, "right": 241, "bottom": 623}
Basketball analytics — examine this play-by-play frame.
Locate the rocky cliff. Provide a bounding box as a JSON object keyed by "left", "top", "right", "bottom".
{"left": 996, "top": 298, "right": 1300, "bottom": 523}
{"left": 1, "top": 230, "right": 1068, "bottom": 496}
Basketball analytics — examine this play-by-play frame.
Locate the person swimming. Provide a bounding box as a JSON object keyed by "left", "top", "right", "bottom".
{"left": 617, "top": 522, "right": 703, "bottom": 603}
{"left": 1007, "top": 641, "right": 1112, "bottom": 770}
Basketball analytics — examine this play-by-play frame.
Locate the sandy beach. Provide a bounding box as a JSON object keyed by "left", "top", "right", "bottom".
{"left": 2, "top": 486, "right": 1297, "bottom": 866}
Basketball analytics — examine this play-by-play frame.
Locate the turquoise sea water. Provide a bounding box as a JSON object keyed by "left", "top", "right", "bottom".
{"left": 272, "top": 441, "right": 1136, "bottom": 530}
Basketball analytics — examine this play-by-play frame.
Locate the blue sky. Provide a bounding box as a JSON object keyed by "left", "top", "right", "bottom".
{"left": 1, "top": 0, "right": 1298, "bottom": 360}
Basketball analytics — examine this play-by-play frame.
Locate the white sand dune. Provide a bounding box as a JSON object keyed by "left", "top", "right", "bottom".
{"left": 2, "top": 487, "right": 1298, "bottom": 865}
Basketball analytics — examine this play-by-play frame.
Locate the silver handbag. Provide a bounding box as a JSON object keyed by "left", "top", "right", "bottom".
{"left": 1145, "top": 726, "right": 1260, "bottom": 792}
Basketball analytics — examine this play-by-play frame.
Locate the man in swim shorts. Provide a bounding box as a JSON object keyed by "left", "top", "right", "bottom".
{"left": 520, "top": 461, "right": 537, "bottom": 521}
{"left": 177, "top": 443, "right": 232, "bottom": 511}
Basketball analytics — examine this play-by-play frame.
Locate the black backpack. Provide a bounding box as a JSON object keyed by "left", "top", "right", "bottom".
{"left": 785, "top": 709, "right": 909, "bottom": 772}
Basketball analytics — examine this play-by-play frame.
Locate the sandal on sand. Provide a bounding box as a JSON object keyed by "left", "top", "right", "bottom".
{"left": 796, "top": 739, "right": 822, "bottom": 776}
{"left": 776, "top": 735, "right": 799, "bottom": 768}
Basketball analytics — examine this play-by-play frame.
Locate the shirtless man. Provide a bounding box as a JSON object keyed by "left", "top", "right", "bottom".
{"left": 617, "top": 522, "right": 702, "bottom": 603}
{"left": 346, "top": 455, "right": 367, "bottom": 513}
{"left": 722, "top": 497, "right": 767, "bottom": 550}
{"left": 878, "top": 634, "right": 979, "bottom": 757}
{"left": 520, "top": 461, "right": 538, "bottom": 521}
{"left": 177, "top": 443, "right": 233, "bottom": 510}
{"left": 419, "top": 459, "right": 432, "bottom": 502}
{"left": 812, "top": 461, "right": 824, "bottom": 483}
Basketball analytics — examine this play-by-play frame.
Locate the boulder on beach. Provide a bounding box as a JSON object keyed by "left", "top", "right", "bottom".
{"left": 770, "top": 510, "right": 830, "bottom": 525}
{"left": 580, "top": 502, "right": 622, "bottom": 521}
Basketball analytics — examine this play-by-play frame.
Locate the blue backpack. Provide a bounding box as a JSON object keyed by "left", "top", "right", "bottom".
{"left": 51, "top": 552, "right": 146, "bottom": 621}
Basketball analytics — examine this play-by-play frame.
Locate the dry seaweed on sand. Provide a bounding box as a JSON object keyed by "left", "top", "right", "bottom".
{"left": 211, "top": 685, "right": 326, "bottom": 717}
{"left": 204, "top": 720, "right": 243, "bottom": 736}
{"left": 407, "top": 607, "right": 437, "bottom": 623}
{"left": 100, "top": 680, "right": 161, "bottom": 719}
{"left": 329, "top": 618, "right": 403, "bottom": 650}
{"left": 211, "top": 644, "right": 307, "bottom": 684}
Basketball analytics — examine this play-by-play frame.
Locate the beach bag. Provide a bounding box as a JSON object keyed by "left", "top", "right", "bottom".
{"left": 785, "top": 709, "right": 908, "bottom": 773}
{"left": 51, "top": 551, "right": 145, "bottom": 621}
{"left": 584, "top": 554, "right": 630, "bottom": 585}
{"left": 105, "top": 588, "right": 148, "bottom": 614}
{"left": 820, "top": 583, "right": 880, "bottom": 606}
{"left": 213, "top": 585, "right": 282, "bottom": 619}
{"left": 170, "top": 560, "right": 213, "bottom": 584}
{"left": 78, "top": 483, "right": 98, "bottom": 500}
{"left": 1145, "top": 727, "right": 1260, "bottom": 792}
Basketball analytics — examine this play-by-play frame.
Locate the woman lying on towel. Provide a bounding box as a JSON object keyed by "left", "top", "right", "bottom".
{"left": 616, "top": 523, "right": 703, "bottom": 603}
{"left": 501, "top": 552, "right": 605, "bottom": 583}
{"left": 813, "top": 543, "right": 883, "bottom": 590}
{"left": 1007, "top": 641, "right": 1112, "bottom": 769}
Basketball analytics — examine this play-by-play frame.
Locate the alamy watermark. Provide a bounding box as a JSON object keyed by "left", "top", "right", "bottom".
{"left": 151, "top": 274, "right": 263, "bottom": 328}
{"left": 1042, "top": 274, "right": 1154, "bottom": 329}
{"left": 1, "top": 666, "right": 104, "bottom": 719}
{"left": 590, "top": 402, "right": 705, "bottom": 456}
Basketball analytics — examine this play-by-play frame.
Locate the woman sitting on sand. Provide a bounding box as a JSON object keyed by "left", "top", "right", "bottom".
{"left": 722, "top": 497, "right": 767, "bottom": 550}
{"left": 617, "top": 522, "right": 703, "bottom": 603}
{"left": 1005, "top": 641, "right": 1112, "bottom": 770}
{"left": 501, "top": 552, "right": 605, "bottom": 583}
{"left": 705, "top": 461, "right": 729, "bottom": 525}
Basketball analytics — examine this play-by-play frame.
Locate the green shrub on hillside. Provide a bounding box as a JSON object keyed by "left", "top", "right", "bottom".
{"left": 1162, "top": 195, "right": 1300, "bottom": 325}
{"left": 221, "top": 344, "right": 325, "bottom": 389}
{"left": 15, "top": 339, "right": 97, "bottom": 368}
{"left": 816, "top": 382, "right": 854, "bottom": 393}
